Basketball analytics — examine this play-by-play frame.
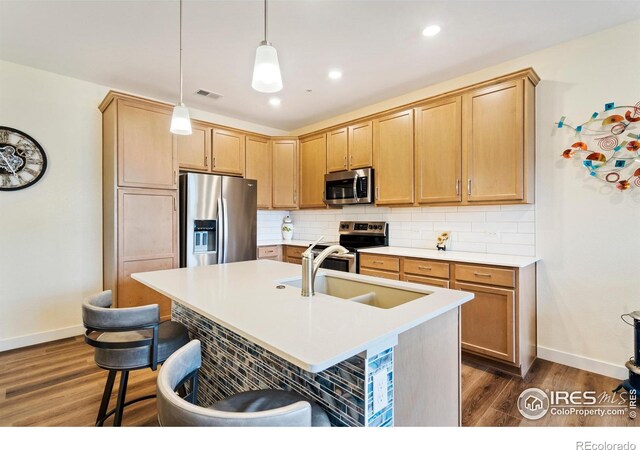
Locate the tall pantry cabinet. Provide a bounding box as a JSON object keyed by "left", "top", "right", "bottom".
{"left": 100, "top": 92, "right": 178, "bottom": 319}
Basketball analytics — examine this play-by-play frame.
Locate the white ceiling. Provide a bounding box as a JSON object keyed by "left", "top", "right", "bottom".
{"left": 1, "top": 1, "right": 639, "bottom": 131}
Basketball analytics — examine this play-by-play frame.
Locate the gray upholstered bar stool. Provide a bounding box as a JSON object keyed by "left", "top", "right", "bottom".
{"left": 157, "top": 340, "right": 331, "bottom": 427}
{"left": 82, "top": 290, "right": 190, "bottom": 426}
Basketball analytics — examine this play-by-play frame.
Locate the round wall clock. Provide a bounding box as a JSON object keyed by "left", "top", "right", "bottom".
{"left": 0, "top": 126, "right": 47, "bottom": 191}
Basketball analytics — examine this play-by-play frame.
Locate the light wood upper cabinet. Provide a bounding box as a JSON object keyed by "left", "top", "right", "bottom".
{"left": 415, "top": 97, "right": 462, "bottom": 204}
{"left": 299, "top": 134, "right": 327, "bottom": 209}
{"left": 326, "top": 128, "right": 348, "bottom": 173}
{"left": 117, "top": 99, "right": 177, "bottom": 189}
{"left": 272, "top": 139, "right": 298, "bottom": 209}
{"left": 212, "top": 128, "right": 245, "bottom": 176}
{"left": 463, "top": 79, "right": 524, "bottom": 202}
{"left": 245, "top": 135, "right": 272, "bottom": 209}
{"left": 373, "top": 109, "right": 414, "bottom": 205}
{"left": 348, "top": 121, "right": 373, "bottom": 169}
{"left": 177, "top": 120, "right": 211, "bottom": 172}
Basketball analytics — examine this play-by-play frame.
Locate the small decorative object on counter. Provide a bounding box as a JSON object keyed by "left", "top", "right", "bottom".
{"left": 281, "top": 215, "right": 293, "bottom": 241}
{"left": 436, "top": 232, "right": 450, "bottom": 251}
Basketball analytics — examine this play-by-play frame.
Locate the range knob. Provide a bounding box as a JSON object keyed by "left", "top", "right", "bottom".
{"left": 368, "top": 224, "right": 373, "bottom": 229}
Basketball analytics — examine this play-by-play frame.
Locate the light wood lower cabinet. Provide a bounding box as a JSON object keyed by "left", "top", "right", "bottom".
{"left": 283, "top": 245, "right": 307, "bottom": 265}
{"left": 456, "top": 281, "right": 515, "bottom": 364}
{"left": 358, "top": 253, "right": 537, "bottom": 377}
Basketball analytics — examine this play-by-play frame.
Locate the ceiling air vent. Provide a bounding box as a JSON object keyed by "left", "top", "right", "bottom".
{"left": 194, "top": 89, "right": 223, "bottom": 100}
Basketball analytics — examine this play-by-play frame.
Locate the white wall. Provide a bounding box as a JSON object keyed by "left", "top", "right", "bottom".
{"left": 0, "top": 60, "right": 285, "bottom": 351}
{"left": 291, "top": 20, "right": 640, "bottom": 378}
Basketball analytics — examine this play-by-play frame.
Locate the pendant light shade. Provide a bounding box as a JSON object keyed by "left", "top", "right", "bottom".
{"left": 252, "top": 41, "right": 283, "bottom": 93}
{"left": 170, "top": 103, "right": 192, "bottom": 135}
{"left": 170, "top": 0, "right": 192, "bottom": 135}
{"left": 252, "top": 0, "right": 282, "bottom": 93}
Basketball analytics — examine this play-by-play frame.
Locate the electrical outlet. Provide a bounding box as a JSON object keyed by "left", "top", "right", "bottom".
{"left": 373, "top": 369, "right": 388, "bottom": 413}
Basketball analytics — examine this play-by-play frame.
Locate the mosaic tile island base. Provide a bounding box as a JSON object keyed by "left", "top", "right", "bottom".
{"left": 173, "top": 302, "right": 394, "bottom": 427}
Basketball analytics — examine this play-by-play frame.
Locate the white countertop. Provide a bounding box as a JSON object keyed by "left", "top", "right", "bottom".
{"left": 133, "top": 260, "right": 473, "bottom": 373}
{"left": 360, "top": 246, "right": 539, "bottom": 268}
{"left": 257, "top": 239, "right": 312, "bottom": 247}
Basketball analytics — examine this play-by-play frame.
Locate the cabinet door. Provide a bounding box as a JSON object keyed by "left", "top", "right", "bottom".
{"left": 117, "top": 100, "right": 177, "bottom": 189}
{"left": 373, "top": 109, "right": 414, "bottom": 205}
{"left": 463, "top": 80, "right": 524, "bottom": 202}
{"left": 415, "top": 97, "right": 461, "bottom": 203}
{"left": 212, "top": 128, "right": 245, "bottom": 176}
{"left": 177, "top": 120, "right": 211, "bottom": 172}
{"left": 245, "top": 135, "right": 272, "bottom": 208}
{"left": 118, "top": 188, "right": 178, "bottom": 318}
{"left": 272, "top": 139, "right": 298, "bottom": 208}
{"left": 456, "top": 281, "right": 516, "bottom": 364}
{"left": 348, "top": 120, "right": 373, "bottom": 169}
{"left": 299, "top": 134, "right": 327, "bottom": 208}
{"left": 326, "top": 128, "right": 348, "bottom": 173}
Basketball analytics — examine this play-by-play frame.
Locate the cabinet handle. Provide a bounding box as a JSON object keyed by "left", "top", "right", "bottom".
{"left": 474, "top": 272, "right": 492, "bottom": 278}
{"left": 467, "top": 179, "right": 471, "bottom": 196}
{"left": 350, "top": 155, "right": 353, "bottom": 166}
{"left": 344, "top": 155, "right": 347, "bottom": 167}
{"left": 174, "top": 170, "right": 177, "bottom": 184}
{"left": 376, "top": 187, "right": 380, "bottom": 200}
{"left": 373, "top": 261, "right": 384, "bottom": 265}
{"left": 173, "top": 197, "right": 176, "bottom": 211}
{"left": 418, "top": 266, "right": 432, "bottom": 271}
{"left": 213, "top": 157, "right": 216, "bottom": 168}
{"left": 455, "top": 179, "right": 460, "bottom": 196}
{"left": 205, "top": 155, "right": 208, "bottom": 166}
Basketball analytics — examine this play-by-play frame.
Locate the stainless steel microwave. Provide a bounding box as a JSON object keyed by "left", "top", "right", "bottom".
{"left": 324, "top": 168, "right": 374, "bottom": 206}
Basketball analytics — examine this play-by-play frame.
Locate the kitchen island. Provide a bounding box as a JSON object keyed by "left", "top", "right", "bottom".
{"left": 133, "top": 260, "right": 473, "bottom": 426}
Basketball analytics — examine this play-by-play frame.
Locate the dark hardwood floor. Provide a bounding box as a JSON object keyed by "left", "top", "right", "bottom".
{"left": 0, "top": 336, "right": 636, "bottom": 426}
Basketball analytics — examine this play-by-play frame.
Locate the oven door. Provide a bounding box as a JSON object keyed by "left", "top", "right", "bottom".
{"left": 324, "top": 169, "right": 373, "bottom": 205}
{"left": 312, "top": 251, "right": 356, "bottom": 273}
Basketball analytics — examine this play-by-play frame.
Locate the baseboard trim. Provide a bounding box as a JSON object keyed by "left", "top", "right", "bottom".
{"left": 538, "top": 345, "right": 628, "bottom": 380}
{"left": 0, "top": 325, "right": 84, "bottom": 352}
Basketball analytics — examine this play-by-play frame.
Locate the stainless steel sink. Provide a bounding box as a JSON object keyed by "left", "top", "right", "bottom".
{"left": 283, "top": 274, "right": 431, "bottom": 309}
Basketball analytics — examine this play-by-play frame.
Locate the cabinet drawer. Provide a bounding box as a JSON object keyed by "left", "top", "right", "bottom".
{"left": 285, "top": 246, "right": 307, "bottom": 259}
{"left": 258, "top": 245, "right": 281, "bottom": 259}
{"left": 285, "top": 257, "right": 302, "bottom": 265}
{"left": 404, "top": 259, "right": 449, "bottom": 279}
{"left": 359, "top": 254, "right": 400, "bottom": 272}
{"left": 403, "top": 274, "right": 450, "bottom": 289}
{"left": 455, "top": 264, "right": 515, "bottom": 288}
{"left": 359, "top": 267, "right": 400, "bottom": 281}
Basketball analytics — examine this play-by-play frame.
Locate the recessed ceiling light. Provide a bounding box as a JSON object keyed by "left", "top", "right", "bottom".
{"left": 269, "top": 97, "right": 281, "bottom": 106}
{"left": 328, "top": 70, "right": 343, "bottom": 80}
{"left": 422, "top": 25, "right": 441, "bottom": 37}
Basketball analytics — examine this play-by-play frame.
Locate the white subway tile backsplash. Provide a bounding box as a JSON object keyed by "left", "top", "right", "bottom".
{"left": 257, "top": 204, "right": 537, "bottom": 257}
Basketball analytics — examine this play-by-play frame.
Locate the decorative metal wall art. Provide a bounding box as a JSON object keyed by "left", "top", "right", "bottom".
{"left": 556, "top": 102, "right": 640, "bottom": 191}
{"left": 0, "top": 126, "right": 47, "bottom": 191}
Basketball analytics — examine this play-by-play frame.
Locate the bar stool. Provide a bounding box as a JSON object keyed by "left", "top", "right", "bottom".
{"left": 82, "top": 290, "right": 190, "bottom": 426}
{"left": 157, "top": 340, "right": 331, "bottom": 426}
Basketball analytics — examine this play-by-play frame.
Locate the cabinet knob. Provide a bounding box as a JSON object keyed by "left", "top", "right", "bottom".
{"left": 344, "top": 155, "right": 347, "bottom": 167}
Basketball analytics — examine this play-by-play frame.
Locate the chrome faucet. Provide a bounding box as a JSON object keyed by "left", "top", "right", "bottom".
{"left": 301, "top": 236, "right": 348, "bottom": 297}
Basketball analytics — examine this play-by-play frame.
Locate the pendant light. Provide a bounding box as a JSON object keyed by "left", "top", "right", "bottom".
{"left": 252, "top": 0, "right": 283, "bottom": 93}
{"left": 170, "top": 0, "right": 192, "bottom": 135}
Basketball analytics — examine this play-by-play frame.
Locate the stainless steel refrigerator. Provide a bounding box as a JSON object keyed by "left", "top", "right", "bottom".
{"left": 179, "top": 172, "right": 257, "bottom": 267}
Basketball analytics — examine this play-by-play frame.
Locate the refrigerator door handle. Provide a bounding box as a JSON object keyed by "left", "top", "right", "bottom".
{"left": 217, "top": 198, "right": 224, "bottom": 264}
{"left": 222, "top": 198, "right": 229, "bottom": 264}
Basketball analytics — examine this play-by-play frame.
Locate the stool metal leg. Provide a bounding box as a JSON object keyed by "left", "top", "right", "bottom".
{"left": 113, "top": 370, "right": 129, "bottom": 427}
{"left": 96, "top": 370, "right": 117, "bottom": 427}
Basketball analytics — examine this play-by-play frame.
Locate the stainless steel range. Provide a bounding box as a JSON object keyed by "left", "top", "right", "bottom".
{"left": 310, "top": 221, "right": 389, "bottom": 273}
